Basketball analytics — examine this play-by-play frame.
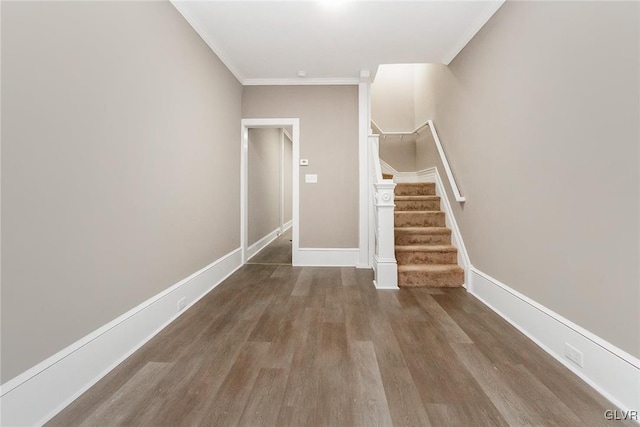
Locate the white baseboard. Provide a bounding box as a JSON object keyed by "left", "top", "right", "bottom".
{"left": 246, "top": 228, "right": 281, "bottom": 261}
{"left": 0, "top": 248, "right": 243, "bottom": 427}
{"left": 282, "top": 219, "right": 293, "bottom": 232}
{"left": 468, "top": 266, "right": 640, "bottom": 413}
{"left": 294, "top": 248, "right": 359, "bottom": 266}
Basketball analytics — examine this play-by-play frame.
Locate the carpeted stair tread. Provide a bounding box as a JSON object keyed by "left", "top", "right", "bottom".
{"left": 395, "top": 195, "right": 440, "bottom": 201}
{"left": 398, "top": 264, "right": 463, "bottom": 272}
{"left": 395, "top": 245, "right": 458, "bottom": 252}
{"left": 395, "top": 182, "right": 435, "bottom": 187}
{"left": 395, "top": 244, "right": 459, "bottom": 265}
{"left": 397, "top": 264, "right": 465, "bottom": 288}
{"left": 395, "top": 183, "right": 436, "bottom": 196}
{"left": 395, "top": 227, "right": 452, "bottom": 246}
{"left": 382, "top": 173, "right": 394, "bottom": 180}
{"left": 394, "top": 211, "right": 445, "bottom": 227}
{"left": 394, "top": 226, "right": 451, "bottom": 235}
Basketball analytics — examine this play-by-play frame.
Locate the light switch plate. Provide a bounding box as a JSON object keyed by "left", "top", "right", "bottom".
{"left": 305, "top": 174, "right": 318, "bottom": 183}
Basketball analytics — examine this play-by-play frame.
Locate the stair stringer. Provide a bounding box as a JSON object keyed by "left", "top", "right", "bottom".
{"left": 381, "top": 160, "right": 470, "bottom": 288}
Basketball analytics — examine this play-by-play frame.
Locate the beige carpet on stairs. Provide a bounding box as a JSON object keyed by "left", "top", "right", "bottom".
{"left": 394, "top": 182, "right": 464, "bottom": 288}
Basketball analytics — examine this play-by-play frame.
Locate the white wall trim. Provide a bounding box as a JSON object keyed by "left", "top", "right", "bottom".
{"left": 246, "top": 228, "right": 281, "bottom": 261}
{"left": 295, "top": 248, "right": 359, "bottom": 267}
{"left": 468, "top": 266, "right": 640, "bottom": 412}
{"left": 379, "top": 159, "right": 434, "bottom": 184}
{"left": 441, "top": 1, "right": 505, "bottom": 65}
{"left": 282, "top": 219, "right": 293, "bottom": 232}
{"left": 358, "top": 74, "right": 372, "bottom": 269}
{"left": 170, "top": 1, "right": 245, "bottom": 84}
{"left": 243, "top": 78, "right": 359, "bottom": 86}
{"left": 241, "top": 118, "right": 300, "bottom": 266}
{"left": 0, "top": 248, "right": 243, "bottom": 427}
{"left": 280, "top": 129, "right": 286, "bottom": 232}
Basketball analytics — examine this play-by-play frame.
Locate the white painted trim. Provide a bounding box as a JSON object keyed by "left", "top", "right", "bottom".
{"left": 280, "top": 129, "right": 285, "bottom": 232}
{"left": 295, "top": 248, "right": 359, "bottom": 267}
{"left": 358, "top": 80, "right": 371, "bottom": 269}
{"left": 373, "top": 255, "right": 399, "bottom": 289}
{"left": 246, "top": 228, "right": 280, "bottom": 261}
{"left": 243, "top": 78, "right": 359, "bottom": 86}
{"left": 241, "top": 119, "right": 300, "bottom": 266}
{"left": 379, "top": 159, "right": 435, "bottom": 184}
{"left": 282, "top": 219, "right": 293, "bottom": 232}
{"left": 441, "top": 1, "right": 505, "bottom": 65}
{"left": 283, "top": 128, "right": 293, "bottom": 143}
{"left": 468, "top": 266, "right": 640, "bottom": 412}
{"left": 371, "top": 119, "right": 429, "bottom": 137}
{"left": 170, "top": 1, "right": 245, "bottom": 84}
{"left": 0, "top": 248, "right": 243, "bottom": 427}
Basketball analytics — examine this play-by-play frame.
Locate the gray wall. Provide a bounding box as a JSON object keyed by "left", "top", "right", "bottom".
{"left": 242, "top": 86, "right": 359, "bottom": 248}
{"left": 415, "top": 1, "right": 639, "bottom": 357}
{"left": 1, "top": 1, "right": 242, "bottom": 381}
{"left": 248, "top": 128, "right": 281, "bottom": 246}
{"left": 371, "top": 65, "right": 425, "bottom": 172}
{"left": 371, "top": 65, "right": 416, "bottom": 132}
{"left": 379, "top": 137, "right": 417, "bottom": 172}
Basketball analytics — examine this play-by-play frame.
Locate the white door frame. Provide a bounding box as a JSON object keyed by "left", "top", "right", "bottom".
{"left": 241, "top": 118, "right": 300, "bottom": 265}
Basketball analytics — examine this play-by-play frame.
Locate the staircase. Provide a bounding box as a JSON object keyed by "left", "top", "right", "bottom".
{"left": 393, "top": 182, "right": 464, "bottom": 287}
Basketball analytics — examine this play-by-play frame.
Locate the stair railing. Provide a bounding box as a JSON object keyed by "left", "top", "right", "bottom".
{"left": 369, "top": 134, "right": 398, "bottom": 289}
{"left": 371, "top": 119, "right": 465, "bottom": 202}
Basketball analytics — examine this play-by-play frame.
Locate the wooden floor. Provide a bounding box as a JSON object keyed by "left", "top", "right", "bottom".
{"left": 247, "top": 228, "right": 292, "bottom": 265}
{"left": 48, "top": 240, "right": 629, "bottom": 426}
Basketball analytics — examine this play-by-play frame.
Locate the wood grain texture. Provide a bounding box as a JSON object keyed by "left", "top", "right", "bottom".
{"left": 47, "top": 239, "right": 633, "bottom": 427}
{"left": 247, "top": 228, "right": 292, "bottom": 265}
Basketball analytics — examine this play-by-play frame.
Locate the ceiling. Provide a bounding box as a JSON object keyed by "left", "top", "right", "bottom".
{"left": 171, "top": 0, "right": 504, "bottom": 85}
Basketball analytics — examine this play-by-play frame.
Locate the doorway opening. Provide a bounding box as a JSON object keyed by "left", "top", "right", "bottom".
{"left": 241, "top": 118, "right": 300, "bottom": 265}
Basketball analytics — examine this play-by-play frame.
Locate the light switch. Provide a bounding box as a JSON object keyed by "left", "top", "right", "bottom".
{"left": 305, "top": 174, "right": 318, "bottom": 184}
{"left": 300, "top": 159, "right": 309, "bottom": 166}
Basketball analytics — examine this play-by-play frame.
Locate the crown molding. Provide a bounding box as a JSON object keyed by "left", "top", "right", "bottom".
{"left": 243, "top": 78, "right": 360, "bottom": 86}
{"left": 442, "top": 0, "right": 505, "bottom": 65}
{"left": 171, "top": 1, "right": 245, "bottom": 84}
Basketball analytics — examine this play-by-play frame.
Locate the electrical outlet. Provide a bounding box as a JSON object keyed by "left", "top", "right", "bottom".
{"left": 565, "top": 343, "right": 584, "bottom": 367}
{"left": 177, "top": 297, "right": 187, "bottom": 312}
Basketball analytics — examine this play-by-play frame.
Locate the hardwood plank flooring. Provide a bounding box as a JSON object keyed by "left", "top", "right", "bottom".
{"left": 246, "top": 228, "right": 292, "bottom": 265}
{"left": 47, "top": 240, "right": 633, "bottom": 426}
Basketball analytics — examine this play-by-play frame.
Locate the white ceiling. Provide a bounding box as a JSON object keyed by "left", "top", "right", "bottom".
{"left": 171, "top": 0, "right": 504, "bottom": 85}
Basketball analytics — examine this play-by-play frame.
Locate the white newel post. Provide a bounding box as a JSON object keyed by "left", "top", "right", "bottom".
{"left": 373, "top": 182, "right": 398, "bottom": 289}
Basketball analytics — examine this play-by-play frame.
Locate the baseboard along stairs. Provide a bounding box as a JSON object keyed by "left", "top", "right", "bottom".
{"left": 393, "top": 181, "right": 465, "bottom": 287}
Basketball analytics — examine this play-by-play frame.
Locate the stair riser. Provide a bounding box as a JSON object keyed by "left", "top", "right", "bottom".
{"left": 395, "top": 200, "right": 440, "bottom": 211}
{"left": 395, "top": 234, "right": 451, "bottom": 245}
{"left": 398, "top": 269, "right": 465, "bottom": 288}
{"left": 396, "top": 251, "right": 458, "bottom": 265}
{"left": 395, "top": 212, "right": 445, "bottom": 227}
{"left": 395, "top": 184, "right": 436, "bottom": 196}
